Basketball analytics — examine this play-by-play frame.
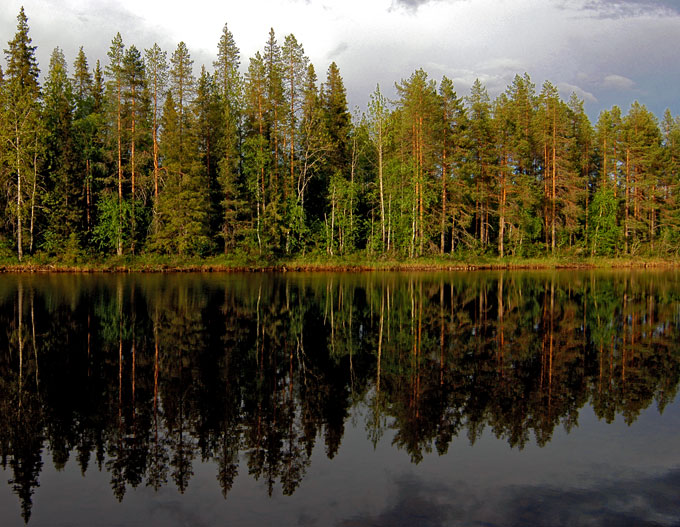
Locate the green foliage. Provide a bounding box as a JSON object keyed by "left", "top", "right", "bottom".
{"left": 589, "top": 185, "right": 621, "bottom": 256}
{"left": 92, "top": 193, "right": 131, "bottom": 254}
{"left": 1, "top": 9, "right": 679, "bottom": 263}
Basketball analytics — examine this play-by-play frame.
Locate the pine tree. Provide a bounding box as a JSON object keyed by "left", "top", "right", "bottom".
{"left": 281, "top": 34, "right": 308, "bottom": 250}
{"left": 439, "top": 76, "right": 466, "bottom": 254}
{"left": 594, "top": 107, "right": 622, "bottom": 248}
{"left": 566, "top": 93, "right": 593, "bottom": 249}
{"left": 367, "top": 84, "right": 390, "bottom": 252}
{"left": 466, "top": 79, "right": 495, "bottom": 250}
{"left": 502, "top": 74, "right": 540, "bottom": 255}
{"left": 122, "top": 45, "right": 148, "bottom": 253}
{"left": 622, "top": 102, "right": 663, "bottom": 253}
{"left": 105, "top": 32, "right": 125, "bottom": 256}
{"left": 537, "top": 82, "right": 582, "bottom": 252}
{"left": 659, "top": 109, "right": 680, "bottom": 250}
{"left": 493, "top": 92, "right": 512, "bottom": 258}
{"left": 144, "top": 43, "right": 168, "bottom": 227}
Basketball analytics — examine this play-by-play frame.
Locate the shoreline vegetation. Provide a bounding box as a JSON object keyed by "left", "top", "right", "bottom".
{"left": 1, "top": 255, "right": 678, "bottom": 273}
{"left": 2, "top": 10, "right": 680, "bottom": 270}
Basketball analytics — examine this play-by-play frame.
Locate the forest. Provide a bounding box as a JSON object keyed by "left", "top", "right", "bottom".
{"left": 1, "top": 7, "right": 680, "bottom": 265}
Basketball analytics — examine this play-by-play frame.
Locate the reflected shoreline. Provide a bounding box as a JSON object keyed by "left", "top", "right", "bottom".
{"left": 1, "top": 270, "right": 679, "bottom": 523}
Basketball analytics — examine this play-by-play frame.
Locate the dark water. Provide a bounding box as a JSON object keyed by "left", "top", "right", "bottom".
{"left": 1, "top": 271, "right": 680, "bottom": 526}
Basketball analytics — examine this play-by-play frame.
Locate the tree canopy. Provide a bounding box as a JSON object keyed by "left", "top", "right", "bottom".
{"left": 1, "top": 8, "right": 679, "bottom": 261}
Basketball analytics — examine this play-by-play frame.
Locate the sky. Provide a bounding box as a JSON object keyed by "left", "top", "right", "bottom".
{"left": 1, "top": 0, "right": 679, "bottom": 121}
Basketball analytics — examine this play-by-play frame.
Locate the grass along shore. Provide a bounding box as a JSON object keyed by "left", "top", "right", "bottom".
{"left": 1, "top": 252, "right": 679, "bottom": 273}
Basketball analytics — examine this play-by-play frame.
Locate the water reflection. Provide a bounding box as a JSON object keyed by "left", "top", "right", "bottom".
{"left": 0, "top": 271, "right": 679, "bottom": 523}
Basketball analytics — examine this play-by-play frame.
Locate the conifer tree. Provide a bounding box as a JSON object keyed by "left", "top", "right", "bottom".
{"left": 153, "top": 42, "right": 211, "bottom": 255}
{"left": 537, "top": 81, "right": 582, "bottom": 252}
{"left": 2, "top": 7, "right": 41, "bottom": 261}
{"left": 244, "top": 51, "right": 268, "bottom": 252}
{"left": 622, "top": 102, "right": 663, "bottom": 252}
{"left": 297, "top": 64, "right": 329, "bottom": 252}
{"left": 321, "top": 63, "right": 352, "bottom": 253}
{"left": 281, "top": 34, "right": 308, "bottom": 251}
{"left": 466, "top": 79, "right": 495, "bottom": 250}
{"left": 566, "top": 93, "right": 593, "bottom": 247}
{"left": 264, "top": 30, "right": 282, "bottom": 187}
{"left": 659, "top": 110, "right": 680, "bottom": 250}
{"left": 367, "top": 84, "right": 389, "bottom": 252}
{"left": 122, "top": 45, "right": 148, "bottom": 253}
{"left": 144, "top": 43, "right": 168, "bottom": 227}
{"left": 105, "top": 32, "right": 125, "bottom": 256}
{"left": 71, "top": 48, "right": 97, "bottom": 233}
{"left": 438, "top": 76, "right": 466, "bottom": 254}
{"left": 502, "top": 74, "right": 540, "bottom": 254}
{"left": 43, "top": 47, "right": 80, "bottom": 253}
{"left": 213, "top": 23, "right": 242, "bottom": 253}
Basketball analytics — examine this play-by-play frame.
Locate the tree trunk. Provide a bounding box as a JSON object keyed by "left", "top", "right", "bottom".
{"left": 378, "top": 119, "right": 385, "bottom": 251}
{"left": 440, "top": 144, "right": 447, "bottom": 254}
{"left": 625, "top": 148, "right": 630, "bottom": 254}
{"left": 131, "top": 84, "right": 136, "bottom": 255}
{"left": 86, "top": 158, "right": 92, "bottom": 231}
{"left": 117, "top": 76, "right": 123, "bottom": 256}
{"left": 30, "top": 138, "right": 38, "bottom": 254}
{"left": 499, "top": 155, "right": 506, "bottom": 258}
{"left": 551, "top": 106, "right": 557, "bottom": 254}
{"left": 16, "top": 127, "right": 23, "bottom": 262}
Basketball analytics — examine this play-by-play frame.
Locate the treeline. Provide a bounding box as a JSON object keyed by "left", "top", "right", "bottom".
{"left": 2, "top": 272, "right": 679, "bottom": 521}
{"left": 1, "top": 8, "right": 680, "bottom": 262}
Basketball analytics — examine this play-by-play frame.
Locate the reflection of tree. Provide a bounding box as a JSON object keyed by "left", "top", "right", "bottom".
{"left": 0, "top": 272, "right": 680, "bottom": 522}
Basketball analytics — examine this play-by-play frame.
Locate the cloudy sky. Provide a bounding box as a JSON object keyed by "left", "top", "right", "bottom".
{"left": 2, "top": 0, "right": 679, "bottom": 120}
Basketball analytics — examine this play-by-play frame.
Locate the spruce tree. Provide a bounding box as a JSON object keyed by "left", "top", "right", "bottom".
{"left": 281, "top": 34, "right": 309, "bottom": 252}
{"left": 2, "top": 7, "right": 41, "bottom": 261}
{"left": 72, "top": 48, "right": 97, "bottom": 234}
{"left": 43, "top": 47, "right": 80, "bottom": 253}
{"left": 153, "top": 42, "right": 211, "bottom": 255}
{"left": 213, "top": 24, "right": 243, "bottom": 253}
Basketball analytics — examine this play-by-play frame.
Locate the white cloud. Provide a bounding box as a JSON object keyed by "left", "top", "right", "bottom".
{"left": 1, "top": 0, "right": 679, "bottom": 119}
{"left": 602, "top": 74, "right": 635, "bottom": 91}
{"left": 557, "top": 82, "right": 598, "bottom": 103}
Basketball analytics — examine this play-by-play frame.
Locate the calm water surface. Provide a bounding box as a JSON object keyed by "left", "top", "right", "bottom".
{"left": 1, "top": 271, "right": 680, "bottom": 526}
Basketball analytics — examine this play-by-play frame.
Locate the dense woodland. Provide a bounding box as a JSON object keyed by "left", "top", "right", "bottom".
{"left": 1, "top": 8, "right": 680, "bottom": 263}
{"left": 1, "top": 272, "right": 679, "bottom": 521}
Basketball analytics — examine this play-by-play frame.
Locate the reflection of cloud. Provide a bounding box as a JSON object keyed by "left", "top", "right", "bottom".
{"left": 338, "top": 475, "right": 458, "bottom": 527}
{"left": 602, "top": 74, "right": 635, "bottom": 90}
{"left": 339, "top": 468, "right": 680, "bottom": 526}
{"left": 150, "top": 498, "right": 211, "bottom": 527}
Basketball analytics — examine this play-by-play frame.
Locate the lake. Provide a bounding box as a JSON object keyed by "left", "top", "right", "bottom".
{"left": 1, "top": 271, "right": 679, "bottom": 526}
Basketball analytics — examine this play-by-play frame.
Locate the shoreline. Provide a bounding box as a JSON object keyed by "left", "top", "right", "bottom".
{"left": 1, "top": 258, "right": 679, "bottom": 273}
